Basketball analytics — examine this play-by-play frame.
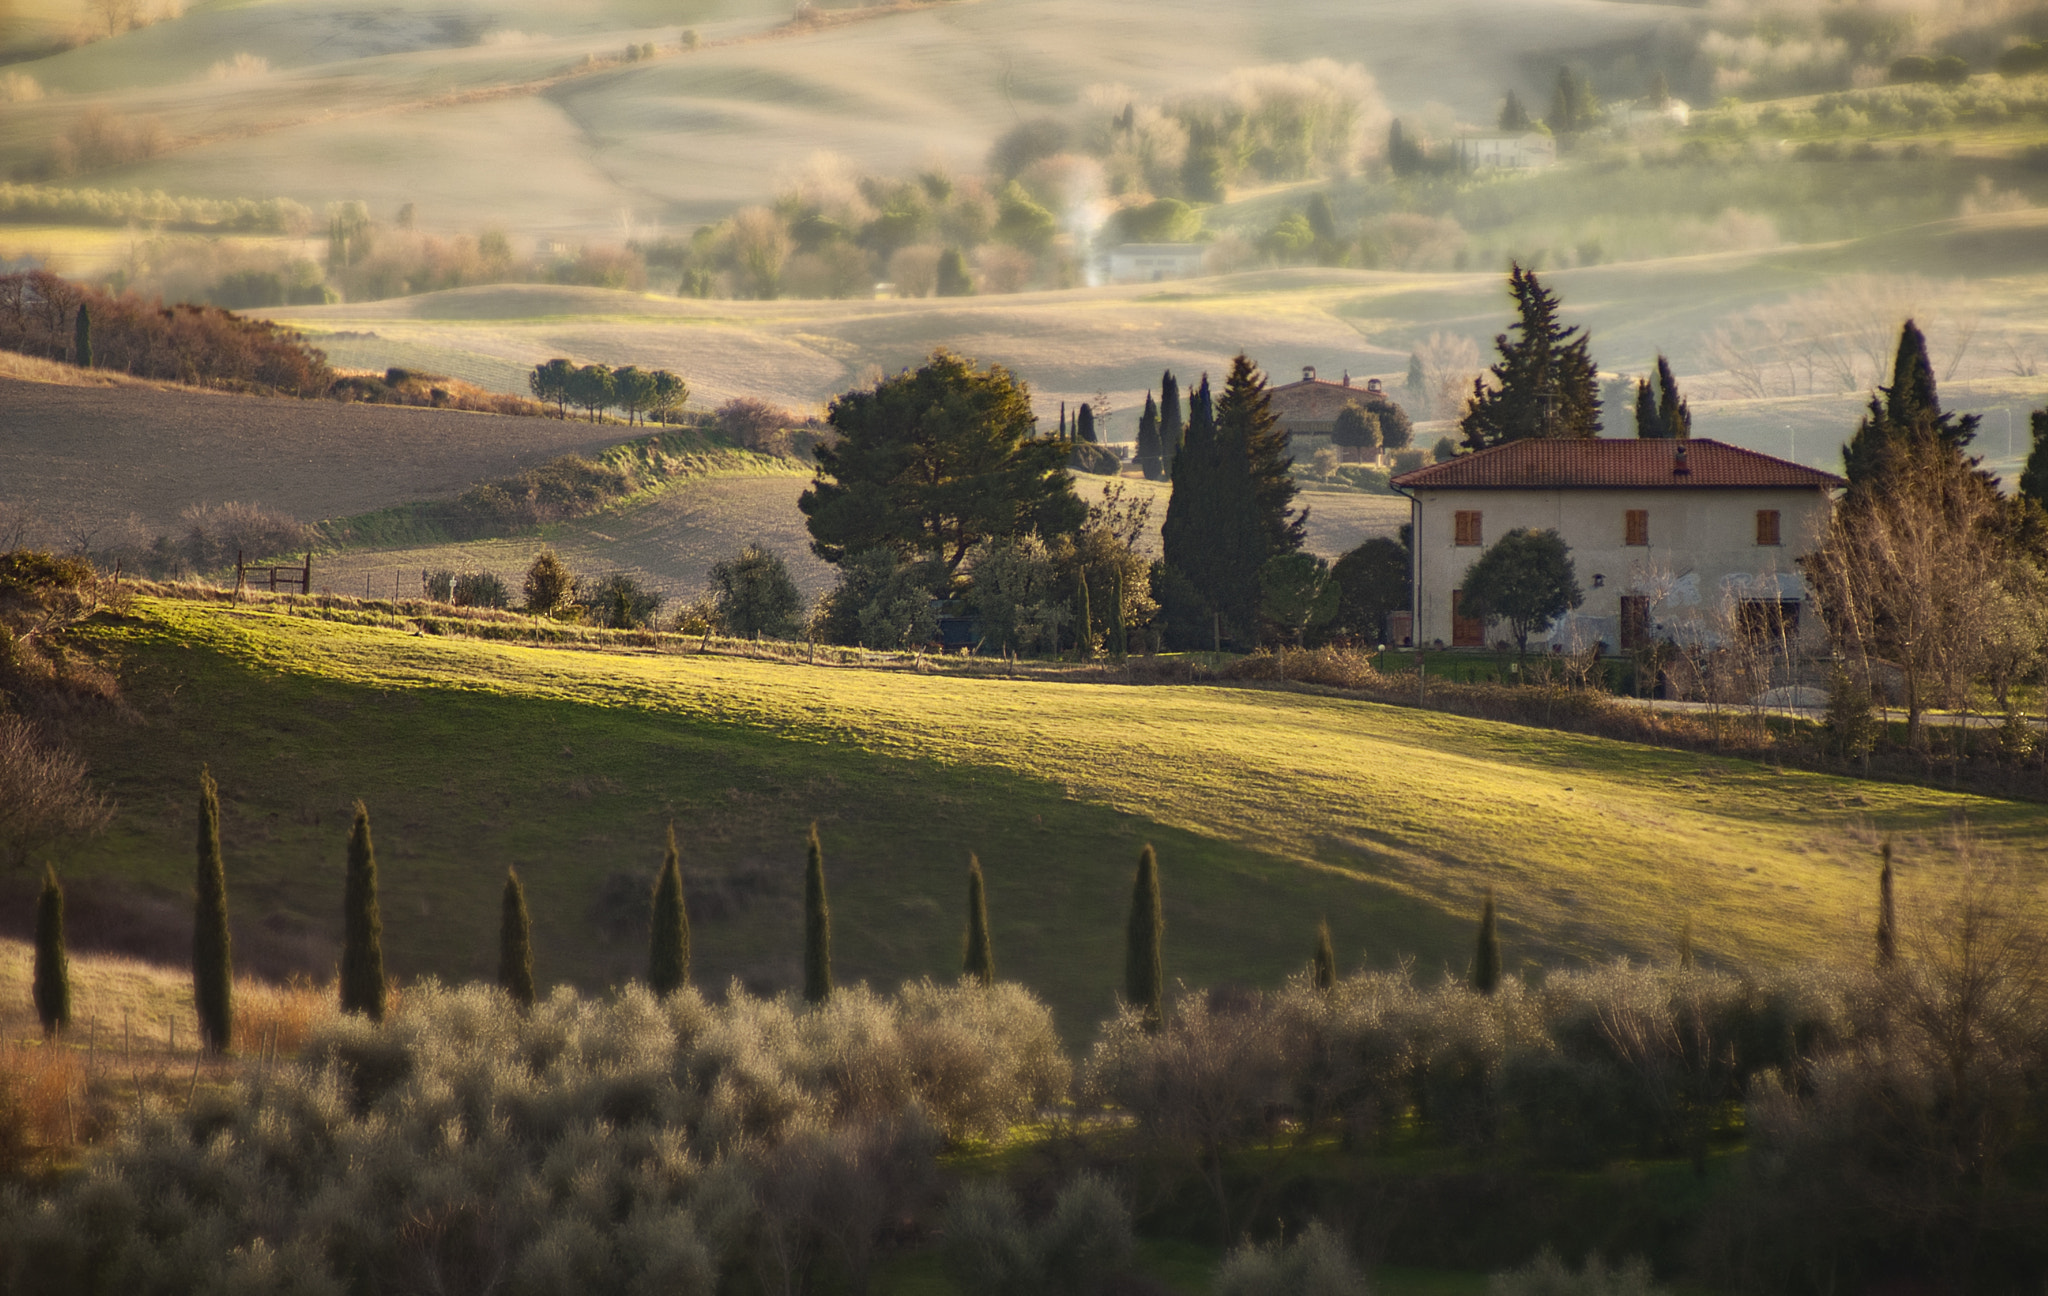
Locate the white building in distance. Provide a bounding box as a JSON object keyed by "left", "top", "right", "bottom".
{"left": 1102, "top": 244, "right": 1208, "bottom": 284}
{"left": 1454, "top": 133, "right": 1558, "bottom": 171}
{"left": 1391, "top": 438, "right": 1843, "bottom": 652}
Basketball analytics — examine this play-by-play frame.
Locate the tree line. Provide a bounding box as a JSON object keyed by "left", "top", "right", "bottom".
{"left": 527, "top": 357, "right": 689, "bottom": 424}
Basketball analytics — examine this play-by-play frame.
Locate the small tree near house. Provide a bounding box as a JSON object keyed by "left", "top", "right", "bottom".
{"left": 1459, "top": 527, "right": 1582, "bottom": 657}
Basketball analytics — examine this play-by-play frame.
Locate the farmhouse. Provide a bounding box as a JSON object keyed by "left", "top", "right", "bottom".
{"left": 1390, "top": 439, "right": 1844, "bottom": 652}
{"left": 1453, "top": 133, "right": 1558, "bottom": 171}
{"left": 1265, "top": 366, "right": 1409, "bottom": 451}
{"left": 1102, "top": 243, "right": 1208, "bottom": 284}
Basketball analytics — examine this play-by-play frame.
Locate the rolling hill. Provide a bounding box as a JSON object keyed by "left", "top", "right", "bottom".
{"left": 23, "top": 592, "right": 2046, "bottom": 1039}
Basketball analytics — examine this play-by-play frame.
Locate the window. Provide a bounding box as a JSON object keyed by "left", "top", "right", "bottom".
{"left": 1756, "top": 509, "right": 1782, "bottom": 546}
{"left": 1624, "top": 509, "right": 1649, "bottom": 546}
{"left": 1619, "top": 596, "right": 1651, "bottom": 650}
{"left": 1451, "top": 589, "right": 1485, "bottom": 647}
{"left": 1738, "top": 599, "right": 1801, "bottom": 641}
{"left": 1454, "top": 510, "right": 1483, "bottom": 546}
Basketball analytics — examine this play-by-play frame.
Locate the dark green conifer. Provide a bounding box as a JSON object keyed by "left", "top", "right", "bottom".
{"left": 1876, "top": 841, "right": 1897, "bottom": 969}
{"left": 33, "top": 865, "right": 69, "bottom": 1037}
{"left": 1125, "top": 845, "right": 1164, "bottom": 1029}
{"left": 340, "top": 801, "right": 387, "bottom": 1021}
{"left": 1076, "top": 402, "right": 1097, "bottom": 444}
{"left": 1075, "top": 569, "right": 1092, "bottom": 656}
{"left": 499, "top": 868, "right": 536, "bottom": 1008}
{"left": 1136, "top": 393, "right": 1162, "bottom": 481}
{"left": 1842, "top": 320, "right": 1981, "bottom": 487}
{"left": 194, "top": 766, "right": 233, "bottom": 1053}
{"left": 73, "top": 303, "right": 92, "bottom": 369}
{"left": 1634, "top": 378, "right": 1660, "bottom": 439}
{"left": 1471, "top": 888, "right": 1501, "bottom": 994}
{"left": 803, "top": 823, "right": 832, "bottom": 1004}
{"left": 1312, "top": 920, "right": 1336, "bottom": 990}
{"left": 1159, "top": 371, "right": 1183, "bottom": 477}
{"left": 649, "top": 824, "right": 690, "bottom": 995}
{"left": 963, "top": 854, "right": 994, "bottom": 986}
{"left": 2019, "top": 410, "right": 2048, "bottom": 508}
{"left": 1654, "top": 356, "right": 1690, "bottom": 439}
{"left": 1458, "top": 265, "right": 1603, "bottom": 450}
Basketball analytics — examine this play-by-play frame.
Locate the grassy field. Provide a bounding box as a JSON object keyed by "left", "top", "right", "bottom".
{"left": 25, "top": 593, "right": 2047, "bottom": 1044}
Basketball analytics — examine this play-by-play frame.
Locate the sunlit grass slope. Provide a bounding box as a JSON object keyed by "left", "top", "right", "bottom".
{"left": 58, "top": 596, "right": 2048, "bottom": 1038}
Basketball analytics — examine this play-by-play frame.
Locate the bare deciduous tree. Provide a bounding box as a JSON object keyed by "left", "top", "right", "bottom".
{"left": 0, "top": 716, "right": 112, "bottom": 869}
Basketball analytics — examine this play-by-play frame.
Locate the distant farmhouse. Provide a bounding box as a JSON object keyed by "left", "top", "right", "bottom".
{"left": 1266, "top": 366, "right": 1411, "bottom": 460}
{"left": 1454, "top": 133, "right": 1558, "bottom": 171}
{"left": 1103, "top": 244, "right": 1207, "bottom": 284}
{"left": 1391, "top": 438, "right": 1843, "bottom": 652}
{"left": 1614, "top": 98, "right": 1692, "bottom": 129}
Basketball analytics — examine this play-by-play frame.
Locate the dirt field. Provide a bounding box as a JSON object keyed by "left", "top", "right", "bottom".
{"left": 0, "top": 377, "right": 625, "bottom": 543}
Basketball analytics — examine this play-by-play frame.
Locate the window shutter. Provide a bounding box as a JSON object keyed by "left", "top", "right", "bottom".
{"left": 1756, "top": 509, "right": 1781, "bottom": 545}
{"left": 1454, "top": 510, "right": 1482, "bottom": 546}
{"left": 1624, "top": 509, "right": 1649, "bottom": 546}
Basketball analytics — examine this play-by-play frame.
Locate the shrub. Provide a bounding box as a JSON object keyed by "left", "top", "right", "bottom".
{"left": 0, "top": 715, "right": 111, "bottom": 869}
{"left": 706, "top": 544, "right": 804, "bottom": 638}
{"left": 941, "top": 1174, "right": 1134, "bottom": 1296}
{"left": 421, "top": 568, "right": 455, "bottom": 602}
{"left": 714, "top": 396, "right": 799, "bottom": 455}
{"left": 1488, "top": 1248, "right": 1667, "bottom": 1296}
{"left": 578, "top": 572, "right": 664, "bottom": 629}
{"left": 450, "top": 571, "right": 509, "bottom": 608}
{"left": 179, "top": 501, "right": 311, "bottom": 572}
{"left": 1215, "top": 1221, "right": 1368, "bottom": 1296}
{"left": 522, "top": 551, "right": 573, "bottom": 615}
{"left": 813, "top": 548, "right": 942, "bottom": 649}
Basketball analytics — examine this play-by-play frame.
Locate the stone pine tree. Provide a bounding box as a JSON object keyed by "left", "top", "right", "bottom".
{"left": 1135, "top": 393, "right": 1163, "bottom": 481}
{"left": 1471, "top": 888, "right": 1501, "bottom": 994}
{"left": 340, "top": 801, "right": 387, "bottom": 1021}
{"left": 1876, "top": 840, "right": 1897, "bottom": 969}
{"left": 963, "top": 854, "right": 994, "bottom": 986}
{"left": 1634, "top": 355, "right": 1691, "bottom": 439}
{"left": 1458, "top": 265, "right": 1603, "bottom": 451}
{"left": 1842, "top": 320, "right": 1981, "bottom": 488}
{"left": 1159, "top": 370, "right": 1183, "bottom": 478}
{"left": 73, "top": 303, "right": 92, "bottom": 369}
{"left": 33, "top": 865, "right": 70, "bottom": 1037}
{"left": 1125, "top": 845, "right": 1165, "bottom": 1030}
{"left": 499, "top": 868, "right": 536, "bottom": 1008}
{"left": 803, "top": 823, "right": 832, "bottom": 1004}
{"left": 648, "top": 824, "right": 690, "bottom": 995}
{"left": 194, "top": 766, "right": 233, "bottom": 1054}
{"left": 1312, "top": 920, "right": 1337, "bottom": 990}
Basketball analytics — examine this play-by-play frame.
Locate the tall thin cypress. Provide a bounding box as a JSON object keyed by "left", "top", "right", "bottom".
{"left": 1876, "top": 840, "right": 1897, "bottom": 969}
{"left": 1471, "top": 887, "right": 1501, "bottom": 994}
{"left": 33, "top": 865, "right": 70, "bottom": 1037}
{"left": 803, "top": 823, "right": 832, "bottom": 1004}
{"left": 1312, "top": 920, "right": 1336, "bottom": 990}
{"left": 499, "top": 868, "right": 536, "bottom": 1008}
{"left": 1075, "top": 570, "right": 1092, "bottom": 657}
{"left": 1136, "top": 392, "right": 1162, "bottom": 481}
{"left": 963, "top": 854, "right": 994, "bottom": 986}
{"left": 1125, "top": 845, "right": 1164, "bottom": 1029}
{"left": 194, "top": 766, "right": 233, "bottom": 1053}
{"left": 340, "top": 801, "right": 387, "bottom": 1021}
{"left": 649, "top": 824, "right": 690, "bottom": 995}
{"left": 1159, "top": 371, "right": 1183, "bottom": 478}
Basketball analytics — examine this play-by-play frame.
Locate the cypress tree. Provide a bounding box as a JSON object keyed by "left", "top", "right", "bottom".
{"left": 1312, "top": 920, "right": 1336, "bottom": 990}
{"left": 1471, "top": 887, "right": 1501, "bottom": 994}
{"left": 1076, "top": 402, "right": 1097, "bottom": 444}
{"left": 1876, "top": 841, "right": 1897, "bottom": 969}
{"left": 963, "top": 854, "right": 994, "bottom": 986}
{"left": 194, "top": 766, "right": 233, "bottom": 1054}
{"left": 648, "top": 824, "right": 690, "bottom": 995}
{"left": 1406, "top": 351, "right": 1426, "bottom": 402}
{"left": 2019, "top": 409, "right": 2048, "bottom": 508}
{"left": 1193, "top": 355, "right": 1306, "bottom": 643}
{"left": 1110, "top": 565, "right": 1127, "bottom": 658}
{"left": 340, "top": 801, "right": 387, "bottom": 1021}
{"left": 33, "top": 865, "right": 70, "bottom": 1037}
{"left": 500, "top": 867, "right": 536, "bottom": 1008}
{"left": 1136, "top": 393, "right": 1162, "bottom": 481}
{"left": 803, "top": 823, "right": 832, "bottom": 1004}
{"left": 1458, "top": 264, "right": 1603, "bottom": 450}
{"left": 1499, "top": 89, "right": 1533, "bottom": 132}
{"left": 1655, "top": 356, "right": 1691, "bottom": 439}
{"left": 1159, "top": 371, "right": 1183, "bottom": 478}
{"left": 1125, "top": 844, "right": 1164, "bottom": 1029}
{"left": 1633, "top": 378, "right": 1661, "bottom": 439}
{"left": 1076, "top": 569, "right": 1092, "bottom": 657}
{"left": 73, "top": 302, "right": 92, "bottom": 369}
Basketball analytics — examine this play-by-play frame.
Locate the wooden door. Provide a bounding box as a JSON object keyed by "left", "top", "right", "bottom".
{"left": 1451, "top": 589, "right": 1484, "bottom": 647}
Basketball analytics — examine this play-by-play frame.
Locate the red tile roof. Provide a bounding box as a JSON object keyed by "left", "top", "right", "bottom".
{"left": 1391, "top": 438, "right": 1844, "bottom": 491}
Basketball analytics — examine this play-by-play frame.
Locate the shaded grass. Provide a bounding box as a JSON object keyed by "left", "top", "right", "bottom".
{"left": 50, "top": 596, "right": 2048, "bottom": 1042}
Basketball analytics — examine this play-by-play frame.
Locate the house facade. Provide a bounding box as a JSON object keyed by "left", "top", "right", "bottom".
{"left": 1453, "top": 133, "right": 1558, "bottom": 171}
{"left": 1390, "top": 439, "right": 1844, "bottom": 652}
{"left": 1103, "top": 243, "right": 1208, "bottom": 284}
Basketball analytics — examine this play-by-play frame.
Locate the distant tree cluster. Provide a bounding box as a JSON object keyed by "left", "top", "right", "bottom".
{"left": 528, "top": 358, "right": 688, "bottom": 424}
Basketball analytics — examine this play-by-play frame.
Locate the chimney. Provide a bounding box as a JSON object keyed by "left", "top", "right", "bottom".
{"left": 1342, "top": 370, "right": 1351, "bottom": 387}
{"left": 1673, "top": 442, "right": 1690, "bottom": 476}
{"left": 1303, "top": 365, "right": 1316, "bottom": 383}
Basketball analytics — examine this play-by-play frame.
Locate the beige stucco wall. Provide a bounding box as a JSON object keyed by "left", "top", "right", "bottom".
{"left": 1407, "top": 485, "right": 1836, "bottom": 652}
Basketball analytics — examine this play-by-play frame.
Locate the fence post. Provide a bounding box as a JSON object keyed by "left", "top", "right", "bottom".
{"left": 303, "top": 552, "right": 312, "bottom": 595}
{"left": 233, "top": 550, "right": 246, "bottom": 601}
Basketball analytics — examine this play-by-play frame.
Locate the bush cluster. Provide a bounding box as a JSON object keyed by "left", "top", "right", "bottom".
{"left": 0, "top": 183, "right": 312, "bottom": 233}
{"left": 0, "top": 979, "right": 1066, "bottom": 1293}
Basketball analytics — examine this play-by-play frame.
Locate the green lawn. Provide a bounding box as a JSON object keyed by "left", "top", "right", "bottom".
{"left": 50, "top": 596, "right": 2048, "bottom": 1041}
